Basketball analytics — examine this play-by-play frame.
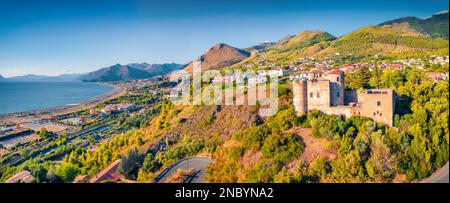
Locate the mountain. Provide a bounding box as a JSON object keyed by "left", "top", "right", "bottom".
{"left": 182, "top": 43, "right": 251, "bottom": 73}
{"left": 0, "top": 74, "right": 5, "bottom": 82}
{"left": 128, "top": 63, "right": 184, "bottom": 75}
{"left": 247, "top": 30, "right": 336, "bottom": 63}
{"left": 244, "top": 42, "right": 276, "bottom": 52}
{"left": 380, "top": 10, "right": 449, "bottom": 39}
{"left": 317, "top": 25, "right": 449, "bottom": 58}
{"left": 243, "top": 12, "right": 448, "bottom": 61}
{"left": 4, "top": 73, "right": 81, "bottom": 82}
{"left": 80, "top": 64, "right": 154, "bottom": 82}
{"left": 80, "top": 63, "right": 183, "bottom": 82}
{"left": 275, "top": 35, "right": 295, "bottom": 46}
{"left": 274, "top": 30, "right": 336, "bottom": 51}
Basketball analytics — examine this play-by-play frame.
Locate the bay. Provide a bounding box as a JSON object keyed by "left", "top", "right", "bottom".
{"left": 0, "top": 82, "right": 113, "bottom": 114}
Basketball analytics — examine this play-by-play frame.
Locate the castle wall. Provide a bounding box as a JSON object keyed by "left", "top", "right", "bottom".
{"left": 293, "top": 75, "right": 395, "bottom": 126}
{"left": 322, "top": 106, "right": 353, "bottom": 120}
{"left": 353, "top": 89, "right": 395, "bottom": 126}
{"left": 293, "top": 80, "right": 308, "bottom": 116}
{"left": 306, "top": 79, "right": 331, "bottom": 111}
{"left": 344, "top": 89, "right": 358, "bottom": 104}
{"left": 324, "top": 72, "right": 344, "bottom": 106}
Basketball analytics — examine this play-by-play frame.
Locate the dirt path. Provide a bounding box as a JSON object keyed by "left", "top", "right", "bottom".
{"left": 285, "top": 127, "right": 337, "bottom": 171}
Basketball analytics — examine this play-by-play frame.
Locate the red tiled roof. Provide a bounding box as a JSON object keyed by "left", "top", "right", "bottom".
{"left": 327, "top": 69, "right": 342, "bottom": 74}
{"left": 5, "top": 170, "right": 35, "bottom": 183}
{"left": 89, "top": 159, "right": 122, "bottom": 183}
{"left": 73, "top": 175, "right": 90, "bottom": 183}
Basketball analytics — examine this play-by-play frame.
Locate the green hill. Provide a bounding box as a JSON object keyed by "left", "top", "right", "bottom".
{"left": 380, "top": 11, "right": 449, "bottom": 39}
{"left": 247, "top": 30, "right": 336, "bottom": 65}
{"left": 318, "top": 25, "right": 449, "bottom": 58}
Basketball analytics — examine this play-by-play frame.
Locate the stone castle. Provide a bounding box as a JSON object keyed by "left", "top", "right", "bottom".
{"left": 293, "top": 70, "right": 395, "bottom": 126}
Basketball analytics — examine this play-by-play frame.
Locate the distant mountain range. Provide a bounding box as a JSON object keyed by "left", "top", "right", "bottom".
{"left": 79, "top": 63, "right": 184, "bottom": 82}
{"left": 0, "top": 63, "right": 184, "bottom": 82}
{"left": 0, "top": 73, "right": 81, "bottom": 82}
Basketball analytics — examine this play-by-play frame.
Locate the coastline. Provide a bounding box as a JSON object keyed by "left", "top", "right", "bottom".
{"left": 0, "top": 82, "right": 127, "bottom": 122}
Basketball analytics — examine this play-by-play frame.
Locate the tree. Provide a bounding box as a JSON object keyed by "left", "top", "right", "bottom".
{"left": 329, "top": 151, "right": 366, "bottom": 183}
{"left": 261, "top": 133, "right": 304, "bottom": 163}
{"left": 365, "top": 133, "right": 396, "bottom": 182}
{"left": 346, "top": 67, "right": 372, "bottom": 89}
{"left": 274, "top": 167, "right": 297, "bottom": 183}
{"left": 119, "top": 147, "right": 142, "bottom": 179}
{"left": 55, "top": 162, "right": 79, "bottom": 183}
{"left": 39, "top": 127, "right": 50, "bottom": 138}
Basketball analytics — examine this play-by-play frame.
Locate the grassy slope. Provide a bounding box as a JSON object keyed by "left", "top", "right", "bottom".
{"left": 317, "top": 26, "right": 449, "bottom": 58}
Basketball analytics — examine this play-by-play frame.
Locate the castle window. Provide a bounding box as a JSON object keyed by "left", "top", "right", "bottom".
{"left": 310, "top": 92, "right": 313, "bottom": 98}
{"left": 337, "top": 77, "right": 340, "bottom": 82}
{"left": 337, "top": 92, "right": 340, "bottom": 98}
{"left": 317, "top": 93, "right": 320, "bottom": 98}
{"left": 377, "top": 101, "right": 381, "bottom": 106}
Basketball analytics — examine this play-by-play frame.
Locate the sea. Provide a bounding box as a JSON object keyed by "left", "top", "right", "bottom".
{"left": 0, "top": 82, "right": 113, "bottom": 114}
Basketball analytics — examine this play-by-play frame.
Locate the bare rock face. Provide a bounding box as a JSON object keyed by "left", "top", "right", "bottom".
{"left": 183, "top": 43, "right": 251, "bottom": 73}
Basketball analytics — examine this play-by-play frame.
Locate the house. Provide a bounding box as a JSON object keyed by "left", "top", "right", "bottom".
{"left": 101, "top": 104, "right": 136, "bottom": 114}
{"left": 62, "top": 117, "right": 84, "bottom": 126}
{"left": 117, "top": 104, "right": 136, "bottom": 112}
{"left": 289, "top": 72, "right": 316, "bottom": 80}
{"left": 4, "top": 170, "right": 35, "bottom": 183}
{"left": 89, "top": 109, "right": 102, "bottom": 115}
{"left": 427, "top": 72, "right": 449, "bottom": 81}
{"left": 73, "top": 175, "right": 90, "bottom": 183}
{"left": 248, "top": 76, "right": 267, "bottom": 86}
{"left": 89, "top": 159, "right": 122, "bottom": 183}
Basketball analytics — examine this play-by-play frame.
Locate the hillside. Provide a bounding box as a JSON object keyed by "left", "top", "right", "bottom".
{"left": 80, "top": 64, "right": 154, "bottom": 82}
{"left": 245, "top": 30, "right": 336, "bottom": 64}
{"left": 81, "top": 63, "right": 183, "bottom": 82}
{"left": 318, "top": 25, "right": 449, "bottom": 58}
{"left": 244, "top": 42, "right": 276, "bottom": 52}
{"left": 182, "top": 43, "right": 251, "bottom": 73}
{"left": 128, "top": 63, "right": 184, "bottom": 74}
{"left": 239, "top": 12, "right": 449, "bottom": 63}
{"left": 380, "top": 11, "right": 449, "bottom": 39}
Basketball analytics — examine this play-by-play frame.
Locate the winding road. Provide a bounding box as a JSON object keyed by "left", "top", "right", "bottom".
{"left": 152, "top": 157, "right": 447, "bottom": 183}
{"left": 154, "top": 156, "right": 212, "bottom": 183}
{"left": 420, "top": 162, "right": 449, "bottom": 183}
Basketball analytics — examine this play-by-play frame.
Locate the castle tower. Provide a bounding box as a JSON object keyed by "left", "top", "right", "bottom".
{"left": 293, "top": 79, "right": 308, "bottom": 116}
{"left": 325, "top": 70, "right": 344, "bottom": 106}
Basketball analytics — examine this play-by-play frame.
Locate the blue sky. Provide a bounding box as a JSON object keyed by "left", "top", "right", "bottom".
{"left": 0, "top": 0, "right": 448, "bottom": 77}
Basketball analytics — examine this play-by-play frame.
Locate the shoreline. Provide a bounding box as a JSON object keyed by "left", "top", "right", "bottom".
{"left": 0, "top": 82, "right": 127, "bottom": 122}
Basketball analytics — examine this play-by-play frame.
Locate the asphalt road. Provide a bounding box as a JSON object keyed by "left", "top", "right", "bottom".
{"left": 420, "top": 162, "right": 449, "bottom": 183}
{"left": 157, "top": 156, "right": 213, "bottom": 183}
